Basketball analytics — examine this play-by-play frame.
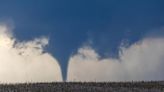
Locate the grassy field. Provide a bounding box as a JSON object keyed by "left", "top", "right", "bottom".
{"left": 0, "top": 81, "right": 164, "bottom": 92}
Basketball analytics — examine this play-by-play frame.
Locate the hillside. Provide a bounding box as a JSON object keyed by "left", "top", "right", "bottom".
{"left": 0, "top": 81, "right": 164, "bottom": 92}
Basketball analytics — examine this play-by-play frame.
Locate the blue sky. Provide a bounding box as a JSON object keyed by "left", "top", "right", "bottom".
{"left": 0, "top": 0, "right": 164, "bottom": 80}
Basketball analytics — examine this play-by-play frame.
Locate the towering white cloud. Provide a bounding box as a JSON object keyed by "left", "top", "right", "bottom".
{"left": 0, "top": 24, "right": 62, "bottom": 83}
{"left": 67, "top": 37, "right": 164, "bottom": 82}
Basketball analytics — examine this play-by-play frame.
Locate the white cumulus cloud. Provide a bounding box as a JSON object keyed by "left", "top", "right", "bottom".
{"left": 0, "top": 24, "right": 62, "bottom": 83}
{"left": 67, "top": 37, "right": 164, "bottom": 82}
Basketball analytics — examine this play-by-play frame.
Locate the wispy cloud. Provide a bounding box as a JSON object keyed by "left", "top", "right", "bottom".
{"left": 67, "top": 37, "right": 164, "bottom": 82}
{"left": 0, "top": 24, "right": 62, "bottom": 83}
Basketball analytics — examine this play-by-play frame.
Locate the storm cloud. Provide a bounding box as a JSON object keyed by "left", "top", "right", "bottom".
{"left": 0, "top": 24, "right": 62, "bottom": 83}
{"left": 67, "top": 37, "right": 164, "bottom": 82}
{"left": 1, "top": 23, "right": 164, "bottom": 83}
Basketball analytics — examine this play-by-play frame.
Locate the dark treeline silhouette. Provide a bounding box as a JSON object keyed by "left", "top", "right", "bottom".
{"left": 0, "top": 81, "right": 163, "bottom": 92}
